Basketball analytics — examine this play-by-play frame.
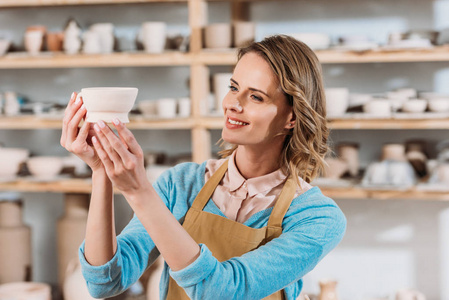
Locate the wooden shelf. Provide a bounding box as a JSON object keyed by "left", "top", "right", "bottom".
{"left": 328, "top": 117, "right": 449, "bottom": 130}
{"left": 0, "top": 52, "right": 192, "bottom": 69}
{"left": 0, "top": 0, "right": 186, "bottom": 7}
{"left": 1, "top": 178, "right": 449, "bottom": 201}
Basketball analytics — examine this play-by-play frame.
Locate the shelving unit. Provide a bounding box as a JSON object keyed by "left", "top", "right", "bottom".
{"left": 1, "top": 0, "right": 448, "bottom": 199}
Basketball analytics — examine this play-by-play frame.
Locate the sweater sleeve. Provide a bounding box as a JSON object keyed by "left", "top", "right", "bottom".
{"left": 78, "top": 164, "right": 180, "bottom": 298}
{"left": 169, "top": 192, "right": 347, "bottom": 300}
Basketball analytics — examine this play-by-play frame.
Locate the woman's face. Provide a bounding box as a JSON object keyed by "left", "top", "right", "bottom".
{"left": 221, "top": 52, "right": 293, "bottom": 148}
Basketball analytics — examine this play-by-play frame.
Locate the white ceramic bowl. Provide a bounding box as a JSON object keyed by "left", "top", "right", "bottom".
{"left": 363, "top": 99, "right": 391, "bottom": 117}
{"left": 428, "top": 98, "right": 449, "bottom": 112}
{"left": 0, "top": 39, "right": 11, "bottom": 56}
{"left": 0, "top": 148, "right": 30, "bottom": 177}
{"left": 78, "top": 87, "right": 138, "bottom": 123}
{"left": 27, "top": 156, "right": 64, "bottom": 178}
{"left": 325, "top": 88, "right": 349, "bottom": 118}
{"left": 137, "top": 100, "right": 158, "bottom": 116}
{"left": 348, "top": 93, "right": 372, "bottom": 108}
{"left": 402, "top": 98, "right": 427, "bottom": 113}
{"left": 289, "top": 33, "right": 331, "bottom": 50}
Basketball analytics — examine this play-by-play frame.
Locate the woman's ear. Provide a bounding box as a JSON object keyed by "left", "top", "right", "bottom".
{"left": 285, "top": 111, "right": 296, "bottom": 129}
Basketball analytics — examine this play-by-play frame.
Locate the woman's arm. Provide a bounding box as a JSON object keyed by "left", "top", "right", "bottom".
{"left": 91, "top": 119, "right": 201, "bottom": 271}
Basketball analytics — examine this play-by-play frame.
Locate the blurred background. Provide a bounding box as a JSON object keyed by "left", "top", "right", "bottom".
{"left": 0, "top": 0, "right": 449, "bottom": 299}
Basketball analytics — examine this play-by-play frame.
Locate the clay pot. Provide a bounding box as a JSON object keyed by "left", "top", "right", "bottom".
{"left": 323, "top": 157, "right": 349, "bottom": 179}
{"left": 140, "top": 22, "right": 166, "bottom": 53}
{"left": 337, "top": 142, "right": 359, "bottom": 177}
{"left": 46, "top": 32, "right": 64, "bottom": 52}
{"left": 27, "top": 156, "right": 64, "bottom": 179}
{"left": 233, "top": 21, "right": 255, "bottom": 47}
{"left": 0, "top": 199, "right": 32, "bottom": 283}
{"left": 204, "top": 23, "right": 232, "bottom": 49}
{"left": 382, "top": 143, "right": 406, "bottom": 161}
{"left": 63, "top": 258, "right": 104, "bottom": 300}
{"left": 0, "top": 147, "right": 30, "bottom": 177}
{"left": 57, "top": 194, "right": 89, "bottom": 286}
{"left": 77, "top": 87, "right": 138, "bottom": 123}
{"left": 325, "top": 88, "right": 349, "bottom": 118}
{"left": 319, "top": 279, "right": 339, "bottom": 300}
{"left": 145, "top": 257, "right": 165, "bottom": 300}
{"left": 0, "top": 282, "right": 51, "bottom": 300}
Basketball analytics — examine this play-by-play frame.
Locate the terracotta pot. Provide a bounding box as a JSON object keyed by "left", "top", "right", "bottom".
{"left": 46, "top": 32, "right": 64, "bottom": 52}
{"left": 319, "top": 279, "right": 339, "bottom": 300}
{"left": 0, "top": 282, "right": 51, "bottom": 300}
{"left": 0, "top": 199, "right": 32, "bottom": 283}
{"left": 63, "top": 258, "right": 104, "bottom": 300}
{"left": 57, "top": 194, "right": 89, "bottom": 287}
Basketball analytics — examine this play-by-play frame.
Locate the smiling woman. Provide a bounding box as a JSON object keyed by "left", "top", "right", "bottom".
{"left": 60, "top": 34, "right": 346, "bottom": 300}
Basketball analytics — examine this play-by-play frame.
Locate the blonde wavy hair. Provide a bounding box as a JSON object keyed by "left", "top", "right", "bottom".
{"left": 218, "top": 35, "right": 329, "bottom": 184}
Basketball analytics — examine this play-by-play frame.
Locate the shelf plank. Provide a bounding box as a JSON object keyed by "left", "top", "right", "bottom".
{"left": 0, "top": 178, "right": 93, "bottom": 194}
{"left": 0, "top": 0, "right": 185, "bottom": 7}
{"left": 0, "top": 52, "right": 192, "bottom": 69}
{"left": 328, "top": 117, "right": 449, "bottom": 130}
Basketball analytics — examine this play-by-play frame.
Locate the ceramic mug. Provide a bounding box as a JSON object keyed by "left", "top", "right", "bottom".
{"left": 76, "top": 87, "right": 138, "bottom": 123}
{"left": 24, "top": 30, "right": 44, "bottom": 55}
{"left": 157, "top": 98, "right": 177, "bottom": 118}
{"left": 325, "top": 88, "right": 349, "bottom": 118}
{"left": 140, "top": 22, "right": 166, "bottom": 53}
{"left": 233, "top": 21, "right": 255, "bottom": 47}
{"left": 363, "top": 98, "right": 391, "bottom": 117}
{"left": 178, "top": 97, "right": 191, "bottom": 117}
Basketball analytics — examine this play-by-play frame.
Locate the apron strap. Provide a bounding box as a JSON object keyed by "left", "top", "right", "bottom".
{"left": 191, "top": 159, "right": 229, "bottom": 211}
{"left": 266, "top": 177, "right": 297, "bottom": 239}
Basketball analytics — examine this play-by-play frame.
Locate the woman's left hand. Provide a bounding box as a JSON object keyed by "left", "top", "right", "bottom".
{"left": 92, "top": 119, "right": 152, "bottom": 200}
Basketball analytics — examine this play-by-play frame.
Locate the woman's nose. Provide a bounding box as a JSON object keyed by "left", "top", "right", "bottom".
{"left": 225, "top": 98, "right": 243, "bottom": 113}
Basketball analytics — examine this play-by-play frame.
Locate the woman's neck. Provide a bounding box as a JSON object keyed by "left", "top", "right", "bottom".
{"left": 234, "top": 144, "right": 283, "bottom": 179}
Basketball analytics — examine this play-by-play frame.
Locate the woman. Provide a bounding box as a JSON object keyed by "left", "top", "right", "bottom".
{"left": 60, "top": 34, "right": 346, "bottom": 300}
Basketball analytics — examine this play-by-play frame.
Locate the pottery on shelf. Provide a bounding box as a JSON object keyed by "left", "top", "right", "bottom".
{"left": 157, "top": 98, "right": 177, "bottom": 119}
{"left": 46, "top": 32, "right": 64, "bottom": 52}
{"left": 0, "top": 39, "right": 11, "bottom": 56}
{"left": 0, "top": 196, "right": 32, "bottom": 283}
{"left": 137, "top": 99, "right": 158, "bottom": 116}
{"left": 382, "top": 143, "right": 407, "bottom": 161}
{"left": 337, "top": 142, "right": 359, "bottom": 177}
{"left": 139, "top": 22, "right": 166, "bottom": 53}
{"left": 63, "top": 258, "right": 104, "bottom": 300}
{"left": 402, "top": 99, "right": 427, "bottom": 113}
{"left": 289, "top": 33, "right": 331, "bottom": 50}
{"left": 325, "top": 88, "right": 349, "bottom": 118}
{"left": 57, "top": 194, "right": 89, "bottom": 286}
{"left": 0, "top": 147, "right": 30, "bottom": 177}
{"left": 204, "top": 23, "right": 232, "bottom": 49}
{"left": 64, "top": 19, "right": 82, "bottom": 55}
{"left": 27, "top": 156, "right": 64, "bottom": 179}
{"left": 319, "top": 279, "right": 339, "bottom": 300}
{"left": 213, "top": 73, "right": 233, "bottom": 114}
{"left": 77, "top": 87, "right": 138, "bottom": 123}
{"left": 363, "top": 98, "right": 391, "bottom": 117}
{"left": 90, "top": 23, "right": 115, "bottom": 54}
{"left": 233, "top": 21, "right": 255, "bottom": 48}
{"left": 323, "top": 157, "right": 349, "bottom": 179}
{"left": 0, "top": 282, "right": 51, "bottom": 300}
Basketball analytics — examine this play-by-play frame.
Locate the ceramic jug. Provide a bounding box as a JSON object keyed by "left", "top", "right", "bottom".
{"left": 318, "top": 279, "right": 339, "bottom": 300}
{"left": 63, "top": 258, "right": 104, "bottom": 300}
{"left": 0, "top": 196, "right": 32, "bottom": 283}
{"left": 57, "top": 193, "right": 89, "bottom": 286}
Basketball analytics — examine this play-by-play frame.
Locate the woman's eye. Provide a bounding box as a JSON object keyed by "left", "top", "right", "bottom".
{"left": 251, "top": 95, "right": 263, "bottom": 102}
{"left": 228, "top": 85, "right": 238, "bottom": 92}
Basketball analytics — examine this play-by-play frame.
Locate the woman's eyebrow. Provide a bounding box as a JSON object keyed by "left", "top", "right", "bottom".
{"left": 230, "top": 78, "right": 269, "bottom": 97}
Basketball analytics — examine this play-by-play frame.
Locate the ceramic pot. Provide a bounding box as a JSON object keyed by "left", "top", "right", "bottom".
{"left": 204, "top": 23, "right": 232, "bottom": 49}
{"left": 382, "top": 143, "right": 406, "bottom": 161}
{"left": 64, "top": 20, "right": 82, "bottom": 55}
{"left": 325, "top": 88, "right": 349, "bottom": 118}
{"left": 319, "top": 279, "right": 339, "bottom": 300}
{"left": 0, "top": 282, "right": 51, "bottom": 300}
{"left": 363, "top": 99, "right": 391, "bottom": 117}
{"left": 46, "top": 32, "right": 64, "bottom": 52}
{"left": 0, "top": 39, "right": 11, "bottom": 56}
{"left": 337, "top": 142, "right": 359, "bottom": 177}
{"left": 178, "top": 97, "right": 191, "bottom": 117}
{"left": 233, "top": 21, "right": 255, "bottom": 47}
{"left": 0, "top": 199, "right": 32, "bottom": 283}
{"left": 24, "top": 30, "right": 44, "bottom": 55}
{"left": 138, "top": 99, "right": 158, "bottom": 116}
{"left": 90, "top": 23, "right": 114, "bottom": 54}
{"left": 4, "top": 91, "right": 20, "bottom": 116}
{"left": 82, "top": 30, "right": 102, "bottom": 54}
{"left": 213, "top": 73, "right": 233, "bottom": 114}
{"left": 402, "top": 99, "right": 427, "bottom": 113}
{"left": 0, "top": 147, "right": 30, "bottom": 177}
{"left": 57, "top": 194, "right": 89, "bottom": 286}
{"left": 140, "top": 22, "right": 166, "bottom": 53}
{"left": 76, "top": 87, "right": 138, "bottom": 123}
{"left": 290, "top": 33, "right": 331, "bottom": 50}
{"left": 145, "top": 256, "right": 164, "bottom": 300}
{"left": 157, "top": 98, "right": 177, "bottom": 119}
{"left": 323, "top": 157, "right": 349, "bottom": 179}
{"left": 27, "top": 156, "right": 64, "bottom": 179}
{"left": 63, "top": 258, "right": 103, "bottom": 300}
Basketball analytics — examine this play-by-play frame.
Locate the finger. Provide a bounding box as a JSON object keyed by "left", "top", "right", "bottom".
{"left": 112, "top": 119, "right": 143, "bottom": 158}
{"left": 97, "top": 120, "right": 133, "bottom": 163}
{"left": 61, "top": 93, "right": 83, "bottom": 145}
{"left": 92, "top": 136, "right": 114, "bottom": 173}
{"left": 93, "top": 122, "right": 124, "bottom": 166}
{"left": 66, "top": 104, "right": 87, "bottom": 144}
{"left": 76, "top": 120, "right": 90, "bottom": 143}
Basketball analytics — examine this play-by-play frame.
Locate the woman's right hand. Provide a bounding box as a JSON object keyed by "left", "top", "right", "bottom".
{"left": 60, "top": 92, "right": 103, "bottom": 172}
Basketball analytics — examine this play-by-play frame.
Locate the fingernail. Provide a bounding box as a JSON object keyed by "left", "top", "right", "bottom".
{"left": 98, "top": 120, "right": 106, "bottom": 128}
{"left": 113, "top": 118, "right": 120, "bottom": 126}
{"left": 92, "top": 136, "right": 98, "bottom": 143}
{"left": 71, "top": 92, "right": 75, "bottom": 101}
{"left": 75, "top": 96, "right": 81, "bottom": 105}
{"left": 81, "top": 104, "right": 85, "bottom": 110}
{"left": 94, "top": 124, "right": 101, "bottom": 132}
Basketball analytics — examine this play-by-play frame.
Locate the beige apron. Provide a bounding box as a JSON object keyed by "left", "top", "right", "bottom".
{"left": 166, "top": 160, "right": 296, "bottom": 300}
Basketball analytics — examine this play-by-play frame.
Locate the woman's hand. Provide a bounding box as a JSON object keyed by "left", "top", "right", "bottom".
{"left": 91, "top": 119, "right": 151, "bottom": 200}
{"left": 60, "top": 92, "right": 103, "bottom": 172}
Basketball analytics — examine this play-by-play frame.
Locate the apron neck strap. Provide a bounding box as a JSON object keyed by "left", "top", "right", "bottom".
{"left": 191, "top": 159, "right": 229, "bottom": 211}
{"left": 266, "top": 177, "right": 297, "bottom": 230}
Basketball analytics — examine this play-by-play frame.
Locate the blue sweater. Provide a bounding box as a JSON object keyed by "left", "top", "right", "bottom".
{"left": 79, "top": 161, "right": 347, "bottom": 300}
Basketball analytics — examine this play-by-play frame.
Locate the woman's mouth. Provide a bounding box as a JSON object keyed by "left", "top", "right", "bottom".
{"left": 227, "top": 117, "right": 249, "bottom": 126}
